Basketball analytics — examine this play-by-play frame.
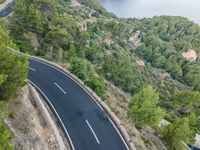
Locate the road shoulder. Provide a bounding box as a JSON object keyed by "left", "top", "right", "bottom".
{"left": 4, "top": 84, "right": 69, "bottom": 150}
{"left": 0, "top": 0, "right": 13, "bottom": 11}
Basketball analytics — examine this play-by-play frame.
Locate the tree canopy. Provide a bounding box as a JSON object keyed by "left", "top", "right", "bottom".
{"left": 128, "top": 85, "right": 165, "bottom": 128}
{"left": 162, "top": 117, "right": 192, "bottom": 150}
{"left": 0, "top": 19, "right": 28, "bottom": 149}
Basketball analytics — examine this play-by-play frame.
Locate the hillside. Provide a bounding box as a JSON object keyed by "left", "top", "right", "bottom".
{"left": 0, "top": 18, "right": 27, "bottom": 149}
{"left": 135, "top": 16, "right": 200, "bottom": 91}
{"left": 1, "top": 0, "right": 200, "bottom": 149}
{"left": 7, "top": 84, "right": 69, "bottom": 149}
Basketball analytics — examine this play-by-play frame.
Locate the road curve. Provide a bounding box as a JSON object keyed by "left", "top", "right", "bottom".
{"left": 0, "top": 0, "right": 15, "bottom": 17}
{"left": 28, "top": 58, "right": 129, "bottom": 150}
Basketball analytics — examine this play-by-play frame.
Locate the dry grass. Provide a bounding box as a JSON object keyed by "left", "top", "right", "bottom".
{"left": 7, "top": 85, "right": 69, "bottom": 150}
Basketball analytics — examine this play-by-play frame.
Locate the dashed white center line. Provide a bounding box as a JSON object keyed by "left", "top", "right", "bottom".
{"left": 85, "top": 119, "right": 100, "bottom": 144}
{"left": 2, "top": 11, "right": 7, "bottom": 15}
{"left": 28, "top": 67, "right": 36, "bottom": 71}
{"left": 54, "top": 82, "right": 66, "bottom": 94}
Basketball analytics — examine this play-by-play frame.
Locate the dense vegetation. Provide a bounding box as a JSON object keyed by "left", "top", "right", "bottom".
{"left": 3, "top": 0, "right": 200, "bottom": 149}
{"left": 162, "top": 117, "right": 192, "bottom": 150}
{"left": 69, "top": 57, "right": 106, "bottom": 98}
{"left": 128, "top": 85, "right": 165, "bottom": 128}
{"left": 0, "top": 0, "right": 5, "bottom": 4}
{"left": 135, "top": 16, "right": 200, "bottom": 90}
{"left": 0, "top": 19, "right": 28, "bottom": 149}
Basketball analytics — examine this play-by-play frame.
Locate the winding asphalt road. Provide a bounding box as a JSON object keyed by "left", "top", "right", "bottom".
{"left": 1, "top": 3, "right": 129, "bottom": 150}
{"left": 0, "top": 0, "right": 15, "bottom": 17}
{"left": 28, "top": 58, "right": 129, "bottom": 150}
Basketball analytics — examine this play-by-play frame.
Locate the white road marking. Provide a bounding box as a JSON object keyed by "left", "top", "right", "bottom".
{"left": 28, "top": 58, "right": 130, "bottom": 150}
{"left": 2, "top": 11, "right": 7, "bottom": 15}
{"left": 28, "top": 67, "right": 36, "bottom": 71}
{"left": 108, "top": 118, "right": 129, "bottom": 150}
{"left": 85, "top": 120, "right": 100, "bottom": 144}
{"left": 6, "top": 46, "right": 24, "bottom": 55}
{"left": 29, "top": 58, "right": 104, "bottom": 111}
{"left": 28, "top": 79, "right": 75, "bottom": 150}
{"left": 54, "top": 82, "right": 66, "bottom": 94}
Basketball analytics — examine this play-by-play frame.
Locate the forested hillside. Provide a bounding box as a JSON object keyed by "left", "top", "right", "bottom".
{"left": 135, "top": 16, "right": 200, "bottom": 91}
{"left": 0, "top": 19, "right": 27, "bottom": 149}
{"left": 3, "top": 0, "right": 200, "bottom": 149}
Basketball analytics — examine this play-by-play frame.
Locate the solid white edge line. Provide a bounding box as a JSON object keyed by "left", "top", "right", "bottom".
{"left": 28, "top": 79, "right": 75, "bottom": 150}
{"left": 54, "top": 82, "right": 66, "bottom": 94}
{"left": 29, "top": 58, "right": 130, "bottom": 150}
{"left": 0, "top": 2, "right": 12, "bottom": 13}
{"left": 7, "top": 47, "right": 129, "bottom": 149}
{"left": 29, "top": 58, "right": 104, "bottom": 111}
{"left": 108, "top": 117, "right": 130, "bottom": 150}
{"left": 85, "top": 120, "right": 100, "bottom": 144}
{"left": 2, "top": 11, "right": 7, "bottom": 15}
{"left": 6, "top": 46, "right": 24, "bottom": 55}
{"left": 28, "top": 67, "right": 36, "bottom": 71}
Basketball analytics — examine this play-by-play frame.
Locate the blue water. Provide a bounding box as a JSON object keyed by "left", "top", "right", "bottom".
{"left": 100, "top": 0, "right": 200, "bottom": 24}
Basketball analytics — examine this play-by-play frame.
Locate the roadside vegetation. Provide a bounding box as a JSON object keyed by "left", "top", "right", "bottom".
{"left": 128, "top": 85, "right": 166, "bottom": 128}
{"left": 135, "top": 16, "right": 200, "bottom": 91}
{"left": 0, "top": 0, "right": 199, "bottom": 149}
{"left": 0, "top": 19, "right": 28, "bottom": 149}
{"left": 0, "top": 0, "right": 6, "bottom": 4}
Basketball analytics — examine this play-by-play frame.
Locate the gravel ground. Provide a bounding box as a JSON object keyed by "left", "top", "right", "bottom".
{"left": 5, "top": 85, "right": 69, "bottom": 150}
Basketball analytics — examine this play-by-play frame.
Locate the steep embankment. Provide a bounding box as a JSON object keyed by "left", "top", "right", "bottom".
{"left": 0, "top": 18, "right": 27, "bottom": 149}
{"left": 3, "top": 0, "right": 200, "bottom": 149}
{"left": 6, "top": 85, "right": 69, "bottom": 150}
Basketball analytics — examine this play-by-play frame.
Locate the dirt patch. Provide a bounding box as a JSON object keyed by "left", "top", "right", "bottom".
{"left": 6, "top": 85, "right": 69, "bottom": 150}
{"left": 136, "top": 59, "right": 145, "bottom": 67}
{"left": 129, "top": 31, "right": 140, "bottom": 43}
{"left": 128, "top": 31, "right": 142, "bottom": 49}
{"left": 182, "top": 49, "right": 197, "bottom": 61}
{"left": 70, "top": 0, "right": 82, "bottom": 7}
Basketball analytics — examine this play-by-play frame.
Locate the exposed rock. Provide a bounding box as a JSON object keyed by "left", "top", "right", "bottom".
{"left": 159, "top": 119, "right": 170, "bottom": 128}
{"left": 182, "top": 49, "right": 197, "bottom": 61}
{"left": 70, "top": 0, "right": 82, "bottom": 7}
{"left": 195, "top": 134, "right": 200, "bottom": 147}
{"left": 50, "top": 135, "right": 56, "bottom": 142}
{"left": 136, "top": 59, "right": 145, "bottom": 67}
{"left": 141, "top": 126, "right": 168, "bottom": 150}
{"left": 128, "top": 31, "right": 142, "bottom": 48}
{"left": 129, "top": 31, "right": 140, "bottom": 42}
{"left": 7, "top": 85, "right": 69, "bottom": 150}
{"left": 104, "top": 38, "right": 114, "bottom": 47}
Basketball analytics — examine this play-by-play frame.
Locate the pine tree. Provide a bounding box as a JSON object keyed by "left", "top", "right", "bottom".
{"left": 0, "top": 20, "right": 28, "bottom": 101}
{"left": 162, "top": 117, "right": 191, "bottom": 150}
{"left": 128, "top": 85, "right": 165, "bottom": 128}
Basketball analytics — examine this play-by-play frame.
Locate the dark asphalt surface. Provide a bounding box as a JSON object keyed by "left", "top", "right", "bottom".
{"left": 0, "top": 0, "right": 15, "bottom": 17}
{"left": 28, "top": 58, "right": 128, "bottom": 150}
{"left": 189, "top": 144, "right": 200, "bottom": 150}
{"left": 1, "top": 1, "right": 129, "bottom": 149}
